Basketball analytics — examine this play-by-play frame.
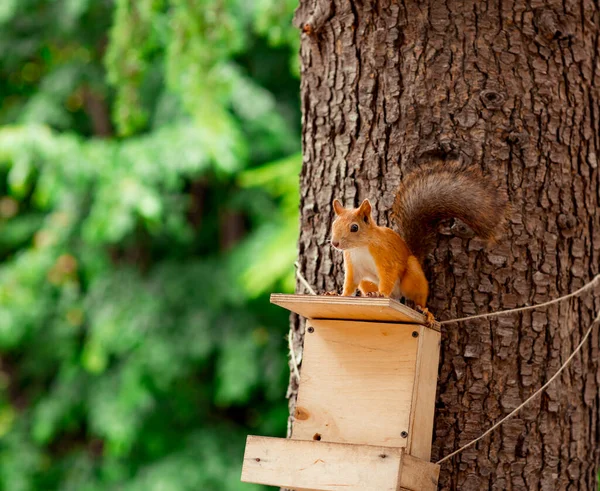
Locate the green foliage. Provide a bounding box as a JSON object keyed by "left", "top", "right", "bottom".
{"left": 0, "top": 0, "right": 299, "bottom": 489}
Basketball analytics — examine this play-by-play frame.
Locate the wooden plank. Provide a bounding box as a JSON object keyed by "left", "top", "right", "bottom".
{"left": 241, "top": 436, "right": 440, "bottom": 491}
{"left": 406, "top": 326, "right": 441, "bottom": 461}
{"left": 398, "top": 453, "right": 440, "bottom": 491}
{"left": 241, "top": 436, "right": 403, "bottom": 491}
{"left": 270, "top": 294, "right": 440, "bottom": 329}
{"left": 292, "top": 319, "right": 419, "bottom": 448}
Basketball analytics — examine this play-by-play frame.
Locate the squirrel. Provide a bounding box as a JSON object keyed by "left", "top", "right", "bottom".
{"left": 328, "top": 159, "right": 509, "bottom": 320}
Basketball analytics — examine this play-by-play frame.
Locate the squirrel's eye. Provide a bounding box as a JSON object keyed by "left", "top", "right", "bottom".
{"left": 350, "top": 224, "right": 359, "bottom": 233}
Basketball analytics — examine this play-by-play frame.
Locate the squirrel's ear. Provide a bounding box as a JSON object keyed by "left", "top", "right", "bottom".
{"left": 332, "top": 199, "right": 344, "bottom": 215}
{"left": 358, "top": 199, "right": 372, "bottom": 218}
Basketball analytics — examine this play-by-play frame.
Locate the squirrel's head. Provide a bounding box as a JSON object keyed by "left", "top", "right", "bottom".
{"left": 330, "top": 199, "right": 374, "bottom": 250}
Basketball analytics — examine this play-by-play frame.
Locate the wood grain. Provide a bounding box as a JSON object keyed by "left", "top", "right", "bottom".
{"left": 399, "top": 453, "right": 441, "bottom": 491}
{"left": 271, "top": 293, "right": 439, "bottom": 329}
{"left": 241, "top": 436, "right": 439, "bottom": 491}
{"left": 406, "top": 326, "right": 441, "bottom": 461}
{"left": 291, "top": 319, "right": 419, "bottom": 447}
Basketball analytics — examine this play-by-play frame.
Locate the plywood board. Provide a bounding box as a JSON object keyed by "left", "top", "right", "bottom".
{"left": 242, "top": 436, "right": 401, "bottom": 491}
{"left": 406, "top": 326, "right": 441, "bottom": 461}
{"left": 399, "top": 453, "right": 441, "bottom": 491}
{"left": 292, "top": 319, "right": 419, "bottom": 448}
{"left": 271, "top": 294, "right": 440, "bottom": 329}
{"left": 241, "top": 436, "right": 439, "bottom": 491}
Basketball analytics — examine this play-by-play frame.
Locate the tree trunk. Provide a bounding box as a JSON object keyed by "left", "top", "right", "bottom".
{"left": 289, "top": 0, "right": 600, "bottom": 489}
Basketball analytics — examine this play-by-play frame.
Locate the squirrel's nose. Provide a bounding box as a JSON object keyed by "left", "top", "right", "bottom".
{"left": 332, "top": 241, "right": 340, "bottom": 248}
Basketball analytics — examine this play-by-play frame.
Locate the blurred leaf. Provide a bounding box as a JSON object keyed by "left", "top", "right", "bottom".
{"left": 0, "top": 0, "right": 18, "bottom": 25}
{"left": 215, "top": 328, "right": 260, "bottom": 406}
{"left": 0, "top": 1, "right": 299, "bottom": 489}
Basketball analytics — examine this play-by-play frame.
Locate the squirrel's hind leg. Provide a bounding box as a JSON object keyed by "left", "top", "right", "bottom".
{"left": 401, "top": 257, "right": 436, "bottom": 323}
{"left": 358, "top": 280, "right": 379, "bottom": 296}
{"left": 400, "top": 256, "right": 429, "bottom": 308}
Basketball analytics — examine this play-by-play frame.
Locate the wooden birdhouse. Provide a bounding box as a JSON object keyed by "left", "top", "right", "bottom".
{"left": 241, "top": 294, "right": 442, "bottom": 491}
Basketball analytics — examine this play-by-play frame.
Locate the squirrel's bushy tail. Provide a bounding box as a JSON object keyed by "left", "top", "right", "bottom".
{"left": 392, "top": 159, "right": 509, "bottom": 261}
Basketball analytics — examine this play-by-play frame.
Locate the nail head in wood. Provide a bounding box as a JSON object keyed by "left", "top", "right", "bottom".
{"left": 412, "top": 331, "right": 419, "bottom": 338}
{"left": 308, "top": 326, "right": 315, "bottom": 333}
{"left": 401, "top": 431, "right": 408, "bottom": 438}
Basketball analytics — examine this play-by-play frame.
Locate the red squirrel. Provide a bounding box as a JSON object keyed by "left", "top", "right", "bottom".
{"left": 329, "top": 159, "right": 509, "bottom": 320}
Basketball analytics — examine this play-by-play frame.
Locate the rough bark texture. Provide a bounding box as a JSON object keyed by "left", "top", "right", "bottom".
{"left": 289, "top": 1, "right": 600, "bottom": 489}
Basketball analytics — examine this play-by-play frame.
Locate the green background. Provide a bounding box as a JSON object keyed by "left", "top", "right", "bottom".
{"left": 0, "top": 1, "right": 300, "bottom": 489}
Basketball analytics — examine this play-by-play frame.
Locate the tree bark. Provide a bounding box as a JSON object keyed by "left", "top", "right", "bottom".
{"left": 289, "top": 0, "right": 600, "bottom": 489}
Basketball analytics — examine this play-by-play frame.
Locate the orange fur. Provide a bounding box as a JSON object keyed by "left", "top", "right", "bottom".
{"left": 358, "top": 280, "right": 379, "bottom": 295}
{"left": 331, "top": 199, "right": 429, "bottom": 308}
{"left": 330, "top": 163, "right": 508, "bottom": 312}
{"left": 400, "top": 255, "right": 429, "bottom": 306}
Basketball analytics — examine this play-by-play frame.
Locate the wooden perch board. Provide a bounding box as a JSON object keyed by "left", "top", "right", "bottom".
{"left": 241, "top": 436, "right": 440, "bottom": 491}
{"left": 271, "top": 294, "right": 439, "bottom": 328}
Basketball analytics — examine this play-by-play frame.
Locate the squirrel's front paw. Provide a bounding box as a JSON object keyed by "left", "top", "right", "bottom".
{"left": 322, "top": 290, "right": 339, "bottom": 296}
{"left": 366, "top": 291, "right": 385, "bottom": 298}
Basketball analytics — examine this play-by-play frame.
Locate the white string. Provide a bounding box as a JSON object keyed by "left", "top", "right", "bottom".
{"left": 440, "top": 274, "right": 600, "bottom": 324}
{"left": 437, "top": 310, "right": 600, "bottom": 464}
{"left": 294, "top": 266, "right": 599, "bottom": 326}
{"left": 294, "top": 261, "right": 317, "bottom": 295}
{"left": 287, "top": 262, "right": 311, "bottom": 383}
{"left": 287, "top": 330, "right": 301, "bottom": 383}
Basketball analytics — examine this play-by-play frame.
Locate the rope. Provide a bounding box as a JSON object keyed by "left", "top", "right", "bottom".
{"left": 287, "top": 262, "right": 312, "bottom": 383}
{"left": 293, "top": 265, "right": 600, "bottom": 464}
{"left": 294, "top": 265, "right": 599, "bottom": 325}
{"left": 287, "top": 329, "right": 301, "bottom": 383}
{"left": 440, "top": 274, "right": 600, "bottom": 325}
{"left": 294, "top": 261, "right": 317, "bottom": 295}
{"left": 437, "top": 310, "right": 599, "bottom": 464}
